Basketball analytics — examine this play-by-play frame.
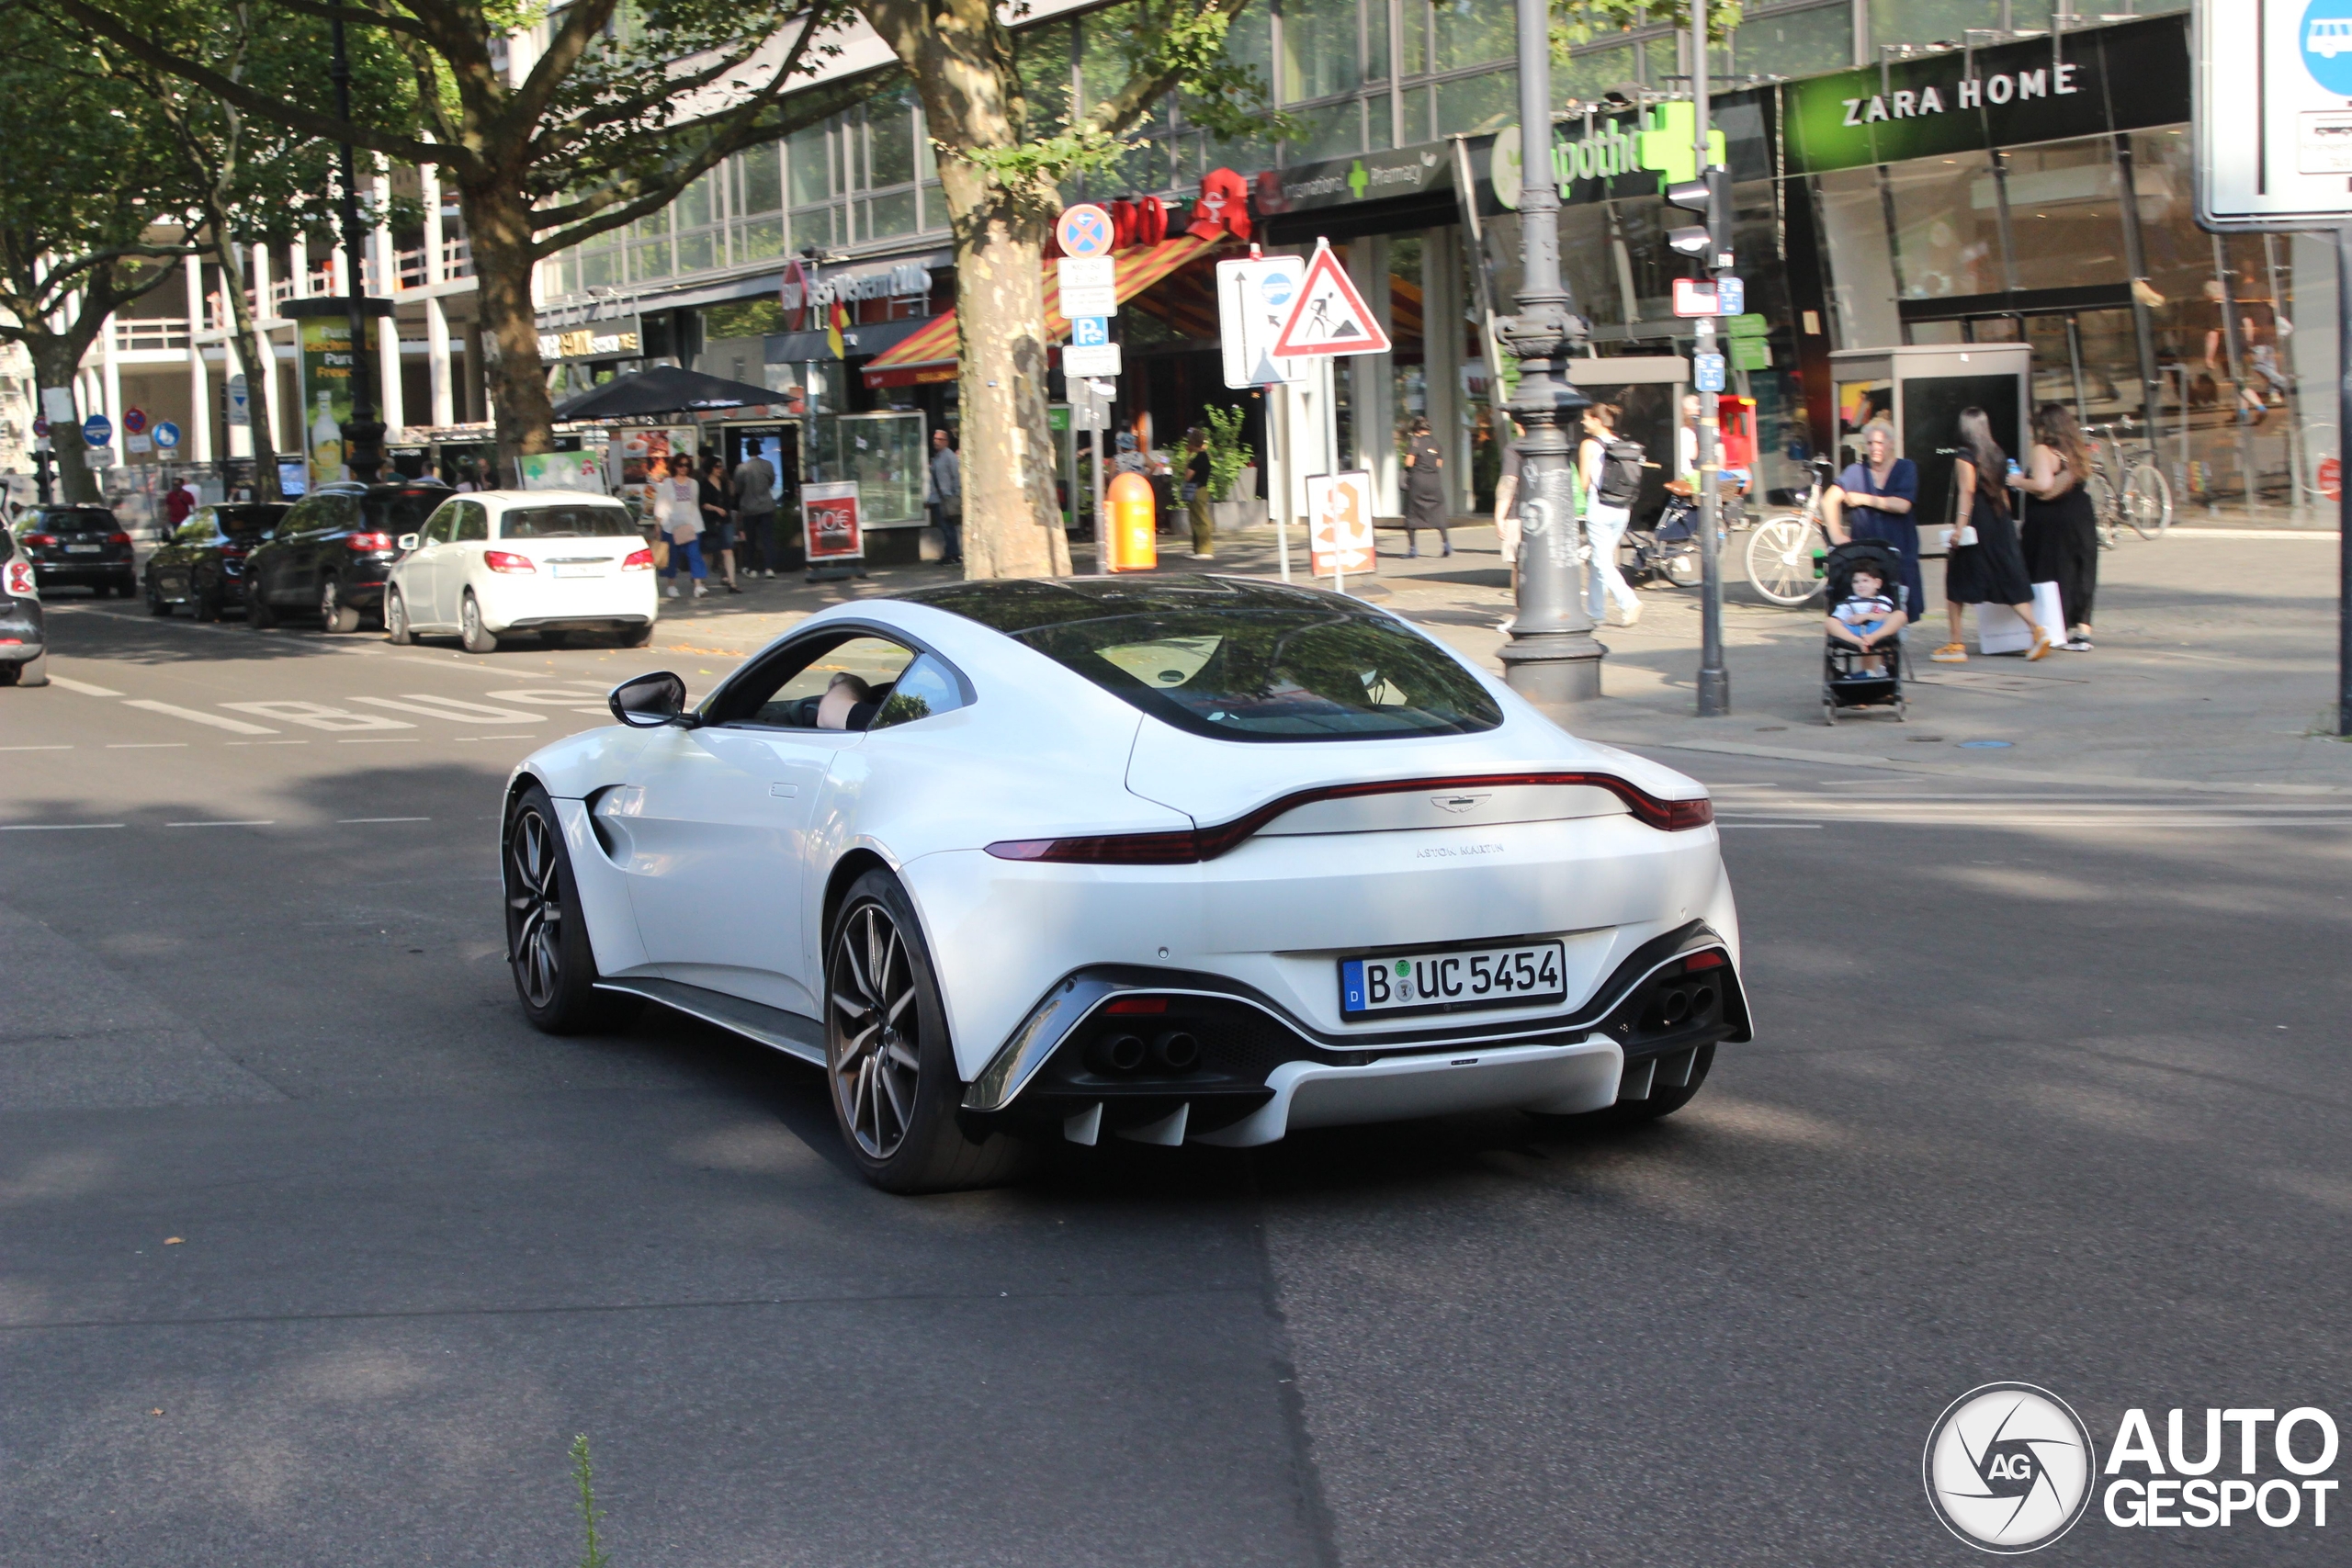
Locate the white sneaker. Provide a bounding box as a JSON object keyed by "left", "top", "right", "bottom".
{"left": 692, "top": 582, "right": 708, "bottom": 598}
{"left": 1615, "top": 601, "right": 1642, "bottom": 627}
{"left": 663, "top": 584, "right": 680, "bottom": 599}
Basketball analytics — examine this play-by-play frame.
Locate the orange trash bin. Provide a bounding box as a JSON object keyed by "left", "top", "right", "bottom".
{"left": 1106, "top": 471, "right": 1158, "bottom": 571}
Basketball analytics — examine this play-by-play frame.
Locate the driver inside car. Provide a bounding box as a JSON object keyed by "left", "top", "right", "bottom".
{"left": 816, "top": 671, "right": 876, "bottom": 730}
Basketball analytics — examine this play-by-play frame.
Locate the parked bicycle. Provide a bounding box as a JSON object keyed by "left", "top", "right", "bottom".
{"left": 1744, "top": 458, "right": 1836, "bottom": 606}
{"left": 2081, "top": 422, "right": 2172, "bottom": 546}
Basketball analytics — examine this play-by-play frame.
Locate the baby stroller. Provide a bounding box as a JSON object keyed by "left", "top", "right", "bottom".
{"left": 1821, "top": 539, "right": 1907, "bottom": 725}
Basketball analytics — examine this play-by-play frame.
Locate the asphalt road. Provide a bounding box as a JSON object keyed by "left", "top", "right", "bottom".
{"left": 4, "top": 596, "right": 2348, "bottom": 1565}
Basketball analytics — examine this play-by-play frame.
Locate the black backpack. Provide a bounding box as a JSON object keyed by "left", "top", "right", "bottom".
{"left": 1596, "top": 438, "right": 1647, "bottom": 505}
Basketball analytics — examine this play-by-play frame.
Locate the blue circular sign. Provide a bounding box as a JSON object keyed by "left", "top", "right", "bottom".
{"left": 2303, "top": 1, "right": 2352, "bottom": 96}
{"left": 153, "top": 420, "right": 181, "bottom": 450}
{"left": 83, "top": 413, "right": 112, "bottom": 447}
{"left": 1260, "top": 274, "right": 1295, "bottom": 309}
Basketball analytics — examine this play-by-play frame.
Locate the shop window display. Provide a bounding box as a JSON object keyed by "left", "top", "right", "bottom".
{"left": 2000, "top": 139, "right": 2128, "bottom": 294}
{"left": 1883, "top": 152, "right": 2002, "bottom": 300}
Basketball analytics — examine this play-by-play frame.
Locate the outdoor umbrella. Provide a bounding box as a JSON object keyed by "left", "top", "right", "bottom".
{"left": 550, "top": 364, "right": 782, "bottom": 421}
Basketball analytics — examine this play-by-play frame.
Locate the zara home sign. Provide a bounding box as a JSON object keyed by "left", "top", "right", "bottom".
{"left": 1838, "top": 61, "right": 2084, "bottom": 126}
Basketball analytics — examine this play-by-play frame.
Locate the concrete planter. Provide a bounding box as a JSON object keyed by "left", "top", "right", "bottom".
{"left": 1210, "top": 500, "right": 1245, "bottom": 530}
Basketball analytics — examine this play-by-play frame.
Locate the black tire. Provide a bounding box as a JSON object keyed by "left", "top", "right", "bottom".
{"left": 12, "top": 651, "right": 46, "bottom": 687}
{"left": 145, "top": 575, "right": 173, "bottom": 615}
{"left": 620, "top": 621, "right": 654, "bottom": 649}
{"left": 0, "top": 662, "right": 17, "bottom": 687}
{"left": 1531, "top": 1044, "right": 1715, "bottom": 1133}
{"left": 247, "top": 582, "right": 277, "bottom": 628}
{"left": 459, "top": 591, "right": 498, "bottom": 654}
{"left": 503, "top": 784, "right": 636, "bottom": 1033}
{"left": 384, "top": 586, "right": 413, "bottom": 645}
{"left": 320, "top": 577, "right": 361, "bottom": 634}
{"left": 539, "top": 629, "right": 569, "bottom": 649}
{"left": 191, "top": 577, "right": 221, "bottom": 622}
{"left": 824, "top": 868, "right": 1032, "bottom": 1193}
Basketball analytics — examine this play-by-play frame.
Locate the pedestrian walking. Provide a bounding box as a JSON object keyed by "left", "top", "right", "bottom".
{"left": 734, "top": 446, "right": 779, "bottom": 577}
{"left": 1931, "top": 407, "right": 2048, "bottom": 663}
{"left": 2015, "top": 403, "right": 2099, "bottom": 651}
{"left": 928, "top": 427, "right": 963, "bottom": 565}
{"left": 1577, "top": 402, "right": 1642, "bottom": 626}
{"left": 698, "top": 453, "right": 740, "bottom": 592}
{"left": 1403, "top": 416, "right": 1449, "bottom": 558}
{"left": 654, "top": 456, "right": 707, "bottom": 599}
{"left": 1184, "top": 428, "right": 1216, "bottom": 558}
{"left": 1823, "top": 420, "right": 1925, "bottom": 625}
{"left": 164, "top": 480, "right": 196, "bottom": 530}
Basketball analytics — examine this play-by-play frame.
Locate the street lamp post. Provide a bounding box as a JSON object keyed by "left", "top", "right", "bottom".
{"left": 1690, "top": 0, "right": 1730, "bottom": 716}
{"left": 1498, "top": 0, "right": 1603, "bottom": 705}
{"left": 332, "top": 16, "right": 385, "bottom": 485}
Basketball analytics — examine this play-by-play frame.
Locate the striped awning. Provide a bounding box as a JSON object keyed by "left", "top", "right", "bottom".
{"left": 863, "top": 231, "right": 1225, "bottom": 380}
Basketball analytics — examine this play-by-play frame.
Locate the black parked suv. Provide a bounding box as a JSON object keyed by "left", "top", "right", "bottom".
{"left": 1, "top": 522, "right": 47, "bottom": 685}
{"left": 143, "top": 502, "right": 288, "bottom": 620}
{"left": 244, "top": 479, "right": 449, "bottom": 632}
{"left": 12, "top": 504, "right": 135, "bottom": 597}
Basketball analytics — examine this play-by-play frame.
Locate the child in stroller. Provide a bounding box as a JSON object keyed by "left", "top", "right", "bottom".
{"left": 1821, "top": 539, "right": 1909, "bottom": 724}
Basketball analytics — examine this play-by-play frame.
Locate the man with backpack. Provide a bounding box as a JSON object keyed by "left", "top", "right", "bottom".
{"left": 1577, "top": 402, "right": 1643, "bottom": 626}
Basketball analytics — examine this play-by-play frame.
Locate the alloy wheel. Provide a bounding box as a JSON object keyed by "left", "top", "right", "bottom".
{"left": 505, "top": 807, "right": 563, "bottom": 1010}
{"left": 828, "top": 902, "right": 923, "bottom": 1160}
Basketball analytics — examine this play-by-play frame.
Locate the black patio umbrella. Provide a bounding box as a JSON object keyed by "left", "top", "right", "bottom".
{"left": 550, "top": 364, "right": 783, "bottom": 422}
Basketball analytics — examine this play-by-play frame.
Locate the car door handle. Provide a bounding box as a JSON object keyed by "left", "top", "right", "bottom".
{"left": 768, "top": 783, "right": 798, "bottom": 798}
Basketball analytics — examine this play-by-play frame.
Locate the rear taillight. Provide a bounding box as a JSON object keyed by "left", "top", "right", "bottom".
{"left": 107, "top": 532, "right": 132, "bottom": 547}
{"left": 5, "top": 560, "right": 32, "bottom": 594}
{"left": 483, "top": 550, "right": 537, "bottom": 574}
{"left": 621, "top": 547, "right": 654, "bottom": 571}
{"left": 346, "top": 532, "right": 392, "bottom": 552}
{"left": 24, "top": 533, "right": 56, "bottom": 547}
{"left": 984, "top": 773, "right": 1714, "bottom": 866}
{"left": 220, "top": 546, "right": 245, "bottom": 558}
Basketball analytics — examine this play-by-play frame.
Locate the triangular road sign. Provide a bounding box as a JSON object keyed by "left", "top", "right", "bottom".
{"left": 1271, "top": 239, "right": 1392, "bottom": 359}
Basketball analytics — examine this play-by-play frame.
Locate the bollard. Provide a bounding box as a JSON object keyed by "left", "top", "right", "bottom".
{"left": 1106, "top": 472, "right": 1158, "bottom": 571}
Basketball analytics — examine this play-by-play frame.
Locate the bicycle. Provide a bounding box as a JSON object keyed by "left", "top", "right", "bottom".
{"left": 1744, "top": 459, "right": 1835, "bottom": 606}
{"left": 2081, "top": 422, "right": 2172, "bottom": 546}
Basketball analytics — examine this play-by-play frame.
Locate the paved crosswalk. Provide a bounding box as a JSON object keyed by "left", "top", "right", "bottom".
{"left": 23, "top": 674, "right": 617, "bottom": 743}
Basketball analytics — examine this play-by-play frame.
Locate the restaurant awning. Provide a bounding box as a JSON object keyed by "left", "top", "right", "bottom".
{"left": 863, "top": 231, "right": 1226, "bottom": 387}
{"left": 548, "top": 364, "right": 783, "bottom": 421}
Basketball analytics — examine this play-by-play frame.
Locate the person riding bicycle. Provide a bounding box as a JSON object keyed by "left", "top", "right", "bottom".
{"left": 1823, "top": 421, "right": 1924, "bottom": 626}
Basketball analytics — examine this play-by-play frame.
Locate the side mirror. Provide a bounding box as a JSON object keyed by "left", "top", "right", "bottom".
{"left": 610, "top": 671, "right": 690, "bottom": 728}
{"left": 396, "top": 533, "right": 420, "bottom": 552}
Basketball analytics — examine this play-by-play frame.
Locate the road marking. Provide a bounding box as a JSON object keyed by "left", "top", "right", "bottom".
{"left": 47, "top": 676, "right": 125, "bottom": 696}
{"left": 0, "top": 823, "right": 126, "bottom": 831}
{"left": 338, "top": 737, "right": 420, "bottom": 744}
{"left": 337, "top": 817, "right": 431, "bottom": 824}
{"left": 222, "top": 700, "right": 413, "bottom": 732}
{"left": 166, "top": 820, "right": 276, "bottom": 829}
{"left": 352, "top": 694, "right": 544, "bottom": 723}
{"left": 458, "top": 733, "right": 539, "bottom": 740}
{"left": 107, "top": 743, "right": 188, "bottom": 749}
{"left": 1717, "top": 823, "right": 1825, "bottom": 829}
{"left": 122, "top": 699, "right": 279, "bottom": 734}
{"left": 0, "top": 745, "right": 72, "bottom": 751}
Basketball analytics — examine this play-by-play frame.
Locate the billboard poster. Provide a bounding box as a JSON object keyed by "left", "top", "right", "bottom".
{"left": 1307, "top": 469, "right": 1376, "bottom": 579}
{"left": 296, "top": 312, "right": 378, "bottom": 488}
{"left": 517, "top": 450, "right": 606, "bottom": 491}
{"left": 802, "top": 479, "right": 864, "bottom": 562}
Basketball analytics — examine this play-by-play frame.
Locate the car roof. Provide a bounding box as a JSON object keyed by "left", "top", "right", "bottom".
{"left": 469, "top": 489, "right": 624, "bottom": 508}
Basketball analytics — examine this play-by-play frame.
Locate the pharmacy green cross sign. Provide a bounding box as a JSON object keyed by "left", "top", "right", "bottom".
{"left": 1634, "top": 100, "right": 1724, "bottom": 189}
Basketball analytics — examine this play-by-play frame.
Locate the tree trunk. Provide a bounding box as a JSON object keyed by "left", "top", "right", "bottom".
{"left": 211, "top": 234, "right": 278, "bottom": 502}
{"left": 463, "top": 183, "right": 555, "bottom": 485}
{"left": 944, "top": 163, "right": 1072, "bottom": 580}
{"left": 27, "top": 337, "right": 99, "bottom": 505}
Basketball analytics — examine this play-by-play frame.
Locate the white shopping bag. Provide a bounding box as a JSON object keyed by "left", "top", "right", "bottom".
{"left": 1976, "top": 581, "right": 2065, "bottom": 654}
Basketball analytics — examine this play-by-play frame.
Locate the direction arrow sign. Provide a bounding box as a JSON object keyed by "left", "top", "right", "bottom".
{"left": 1270, "top": 240, "right": 1391, "bottom": 359}
{"left": 1216, "top": 255, "right": 1307, "bottom": 388}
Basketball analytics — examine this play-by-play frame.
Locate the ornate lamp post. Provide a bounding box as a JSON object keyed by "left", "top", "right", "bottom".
{"left": 332, "top": 16, "right": 385, "bottom": 484}
{"left": 1497, "top": 0, "right": 1604, "bottom": 705}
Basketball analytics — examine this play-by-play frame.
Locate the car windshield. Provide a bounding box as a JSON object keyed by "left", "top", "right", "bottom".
{"left": 364, "top": 491, "right": 447, "bottom": 535}
{"left": 899, "top": 576, "right": 1502, "bottom": 742}
{"left": 214, "top": 505, "right": 281, "bottom": 537}
{"left": 497, "top": 504, "right": 639, "bottom": 539}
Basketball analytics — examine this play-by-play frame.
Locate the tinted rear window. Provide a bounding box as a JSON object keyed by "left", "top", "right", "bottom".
{"left": 33, "top": 508, "right": 118, "bottom": 532}
{"left": 364, "top": 491, "right": 448, "bottom": 535}
{"left": 498, "top": 504, "right": 639, "bottom": 539}
{"left": 899, "top": 576, "right": 1502, "bottom": 742}
{"left": 214, "top": 505, "right": 283, "bottom": 536}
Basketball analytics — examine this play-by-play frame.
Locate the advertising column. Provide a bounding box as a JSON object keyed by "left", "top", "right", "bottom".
{"left": 281, "top": 298, "right": 385, "bottom": 489}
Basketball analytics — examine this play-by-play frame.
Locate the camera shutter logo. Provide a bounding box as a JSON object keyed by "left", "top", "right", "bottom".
{"left": 1923, "top": 1383, "right": 2097, "bottom": 1553}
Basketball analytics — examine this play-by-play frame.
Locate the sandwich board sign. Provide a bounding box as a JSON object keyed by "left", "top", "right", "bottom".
{"left": 1271, "top": 239, "right": 1392, "bottom": 359}
{"left": 1216, "top": 254, "right": 1307, "bottom": 387}
{"left": 803, "top": 480, "right": 865, "bottom": 563}
{"left": 1306, "top": 469, "right": 1376, "bottom": 585}
{"left": 2195, "top": 0, "right": 2352, "bottom": 229}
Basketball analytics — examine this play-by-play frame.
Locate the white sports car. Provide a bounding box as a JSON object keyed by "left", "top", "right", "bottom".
{"left": 502, "top": 576, "right": 1749, "bottom": 1190}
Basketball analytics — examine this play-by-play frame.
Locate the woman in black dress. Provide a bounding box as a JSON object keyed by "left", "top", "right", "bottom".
{"left": 1403, "top": 415, "right": 1450, "bottom": 557}
{"left": 1931, "top": 407, "right": 2050, "bottom": 663}
{"left": 2017, "top": 402, "right": 2099, "bottom": 650}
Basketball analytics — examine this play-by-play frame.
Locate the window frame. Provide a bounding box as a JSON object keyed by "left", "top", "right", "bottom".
{"left": 703, "top": 620, "right": 976, "bottom": 732}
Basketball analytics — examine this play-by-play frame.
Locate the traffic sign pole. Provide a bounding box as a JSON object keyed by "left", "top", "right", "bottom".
{"left": 1690, "top": 0, "right": 1730, "bottom": 719}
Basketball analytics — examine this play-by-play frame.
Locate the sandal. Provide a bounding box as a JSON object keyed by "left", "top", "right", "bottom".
{"left": 2026, "top": 626, "right": 2052, "bottom": 661}
{"left": 1929, "top": 643, "right": 1968, "bottom": 663}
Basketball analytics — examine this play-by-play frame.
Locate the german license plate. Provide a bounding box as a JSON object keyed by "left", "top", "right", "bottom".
{"left": 552, "top": 563, "right": 607, "bottom": 578}
{"left": 65, "top": 544, "right": 100, "bottom": 554}
{"left": 1340, "top": 941, "right": 1566, "bottom": 1018}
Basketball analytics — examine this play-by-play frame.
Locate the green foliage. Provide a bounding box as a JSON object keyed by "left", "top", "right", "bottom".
{"left": 1203, "top": 404, "right": 1251, "bottom": 502}
{"left": 704, "top": 299, "right": 788, "bottom": 339}
{"left": 959, "top": 88, "right": 1142, "bottom": 189}
{"left": 571, "top": 1434, "right": 609, "bottom": 1568}
{"left": 1551, "top": 1, "right": 1742, "bottom": 59}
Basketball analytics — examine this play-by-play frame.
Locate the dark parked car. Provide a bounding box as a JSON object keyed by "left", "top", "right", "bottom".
{"left": 11, "top": 504, "right": 135, "bottom": 597}
{"left": 244, "top": 479, "right": 450, "bottom": 632}
{"left": 143, "top": 502, "right": 288, "bottom": 620}
{"left": 1, "top": 523, "right": 46, "bottom": 685}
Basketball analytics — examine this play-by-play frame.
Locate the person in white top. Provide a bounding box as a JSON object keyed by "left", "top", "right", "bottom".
{"left": 654, "top": 455, "right": 707, "bottom": 598}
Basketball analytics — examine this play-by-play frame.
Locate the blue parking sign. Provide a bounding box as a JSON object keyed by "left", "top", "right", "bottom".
{"left": 1070, "top": 315, "right": 1110, "bottom": 348}
{"left": 1694, "top": 353, "right": 1726, "bottom": 393}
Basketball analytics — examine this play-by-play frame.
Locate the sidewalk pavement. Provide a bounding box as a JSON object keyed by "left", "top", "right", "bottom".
{"left": 637, "top": 513, "right": 2352, "bottom": 795}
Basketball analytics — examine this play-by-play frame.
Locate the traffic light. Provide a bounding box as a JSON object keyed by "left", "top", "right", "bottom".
{"left": 1665, "top": 166, "right": 1734, "bottom": 270}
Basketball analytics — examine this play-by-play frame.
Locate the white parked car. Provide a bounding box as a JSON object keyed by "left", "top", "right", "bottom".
{"left": 502, "top": 576, "right": 1748, "bottom": 1190}
{"left": 386, "top": 489, "right": 656, "bottom": 652}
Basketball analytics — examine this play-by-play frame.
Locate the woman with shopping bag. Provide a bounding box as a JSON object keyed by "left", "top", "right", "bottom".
{"left": 1931, "top": 408, "right": 2049, "bottom": 663}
